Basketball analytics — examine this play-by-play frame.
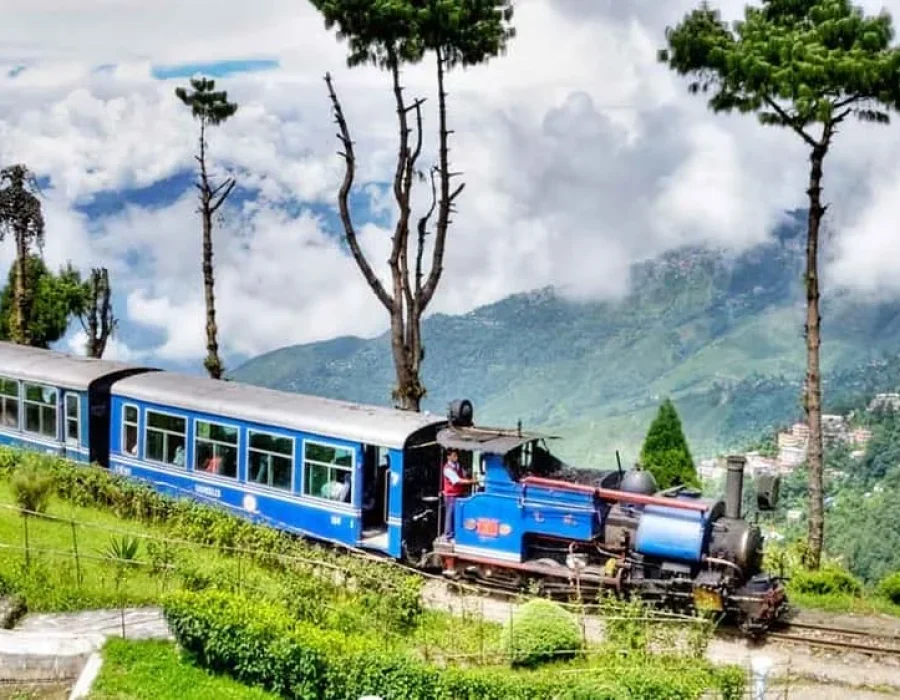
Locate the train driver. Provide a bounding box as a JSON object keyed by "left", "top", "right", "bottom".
{"left": 442, "top": 449, "right": 474, "bottom": 539}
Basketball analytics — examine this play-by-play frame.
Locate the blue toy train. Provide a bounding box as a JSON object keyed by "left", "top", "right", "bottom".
{"left": 0, "top": 342, "right": 787, "bottom": 630}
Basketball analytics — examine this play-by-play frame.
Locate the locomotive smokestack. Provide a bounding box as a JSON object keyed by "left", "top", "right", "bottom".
{"left": 725, "top": 455, "right": 745, "bottom": 520}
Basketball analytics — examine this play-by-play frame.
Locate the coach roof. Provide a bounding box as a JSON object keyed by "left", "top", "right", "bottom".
{"left": 112, "top": 370, "right": 445, "bottom": 449}
{"left": 0, "top": 342, "right": 152, "bottom": 390}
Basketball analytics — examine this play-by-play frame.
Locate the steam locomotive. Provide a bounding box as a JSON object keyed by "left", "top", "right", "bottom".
{"left": 0, "top": 343, "right": 787, "bottom": 631}
{"left": 429, "top": 401, "right": 787, "bottom": 631}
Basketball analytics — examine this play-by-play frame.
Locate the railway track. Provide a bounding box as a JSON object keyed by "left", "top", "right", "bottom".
{"left": 765, "top": 621, "right": 900, "bottom": 659}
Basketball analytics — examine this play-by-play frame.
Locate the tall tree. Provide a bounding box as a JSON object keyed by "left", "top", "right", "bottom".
{"left": 316, "top": 0, "right": 514, "bottom": 411}
{"left": 79, "top": 267, "right": 117, "bottom": 358}
{"left": 639, "top": 398, "right": 699, "bottom": 490}
{"left": 0, "top": 256, "right": 85, "bottom": 349}
{"left": 175, "top": 77, "right": 238, "bottom": 380}
{"left": 659, "top": 0, "right": 900, "bottom": 569}
{"left": 0, "top": 165, "right": 45, "bottom": 345}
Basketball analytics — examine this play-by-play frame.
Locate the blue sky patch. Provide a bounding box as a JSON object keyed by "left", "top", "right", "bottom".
{"left": 151, "top": 59, "right": 280, "bottom": 80}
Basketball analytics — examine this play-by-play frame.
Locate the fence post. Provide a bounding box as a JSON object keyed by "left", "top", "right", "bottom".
{"left": 479, "top": 597, "right": 485, "bottom": 665}
{"left": 70, "top": 520, "right": 82, "bottom": 587}
{"left": 750, "top": 655, "right": 772, "bottom": 700}
{"left": 22, "top": 514, "right": 30, "bottom": 569}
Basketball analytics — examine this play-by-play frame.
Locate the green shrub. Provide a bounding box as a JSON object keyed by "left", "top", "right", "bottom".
{"left": 10, "top": 456, "right": 53, "bottom": 515}
{"left": 499, "top": 598, "right": 582, "bottom": 668}
{"left": 877, "top": 572, "right": 900, "bottom": 605}
{"left": 164, "top": 590, "right": 744, "bottom": 700}
{"left": 790, "top": 566, "right": 863, "bottom": 597}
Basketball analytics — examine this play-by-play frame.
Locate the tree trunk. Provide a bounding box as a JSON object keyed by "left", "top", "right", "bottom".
{"left": 804, "top": 143, "right": 827, "bottom": 570}
{"left": 202, "top": 205, "right": 222, "bottom": 379}
{"left": 86, "top": 272, "right": 100, "bottom": 357}
{"left": 13, "top": 233, "right": 27, "bottom": 345}
{"left": 198, "top": 121, "right": 224, "bottom": 380}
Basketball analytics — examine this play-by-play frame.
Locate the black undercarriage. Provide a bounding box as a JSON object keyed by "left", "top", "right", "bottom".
{"left": 432, "top": 534, "right": 788, "bottom": 633}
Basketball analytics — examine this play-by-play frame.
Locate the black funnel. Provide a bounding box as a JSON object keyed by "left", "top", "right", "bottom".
{"left": 725, "top": 455, "right": 745, "bottom": 520}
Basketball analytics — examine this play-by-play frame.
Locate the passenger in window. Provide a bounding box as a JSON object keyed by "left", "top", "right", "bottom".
{"left": 173, "top": 445, "right": 185, "bottom": 467}
{"left": 202, "top": 454, "right": 222, "bottom": 474}
{"left": 127, "top": 438, "right": 138, "bottom": 456}
{"left": 321, "top": 471, "right": 350, "bottom": 502}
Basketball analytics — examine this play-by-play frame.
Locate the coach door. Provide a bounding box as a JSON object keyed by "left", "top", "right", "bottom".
{"left": 360, "top": 444, "right": 390, "bottom": 546}
{"left": 63, "top": 392, "right": 81, "bottom": 460}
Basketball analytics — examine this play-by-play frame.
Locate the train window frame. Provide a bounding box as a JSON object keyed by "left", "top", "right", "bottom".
{"left": 302, "top": 439, "right": 356, "bottom": 505}
{"left": 23, "top": 382, "right": 57, "bottom": 440}
{"left": 0, "top": 376, "right": 19, "bottom": 431}
{"left": 144, "top": 408, "right": 187, "bottom": 468}
{"left": 64, "top": 393, "right": 80, "bottom": 446}
{"left": 193, "top": 418, "right": 240, "bottom": 481}
{"left": 246, "top": 429, "right": 294, "bottom": 493}
{"left": 121, "top": 403, "right": 139, "bottom": 457}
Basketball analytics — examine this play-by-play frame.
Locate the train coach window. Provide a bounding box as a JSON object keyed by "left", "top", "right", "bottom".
{"left": 122, "top": 405, "right": 139, "bottom": 455}
{"left": 0, "top": 378, "right": 19, "bottom": 430}
{"left": 65, "top": 394, "right": 79, "bottom": 445}
{"left": 23, "top": 383, "right": 57, "bottom": 439}
{"left": 146, "top": 411, "right": 187, "bottom": 467}
{"left": 303, "top": 441, "right": 354, "bottom": 503}
{"left": 248, "top": 431, "right": 293, "bottom": 491}
{"left": 195, "top": 420, "right": 238, "bottom": 479}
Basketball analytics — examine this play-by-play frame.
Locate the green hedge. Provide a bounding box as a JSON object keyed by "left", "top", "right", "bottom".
{"left": 790, "top": 566, "right": 863, "bottom": 598}
{"left": 877, "top": 572, "right": 900, "bottom": 605}
{"left": 164, "top": 590, "right": 745, "bottom": 700}
{"left": 500, "top": 598, "right": 582, "bottom": 667}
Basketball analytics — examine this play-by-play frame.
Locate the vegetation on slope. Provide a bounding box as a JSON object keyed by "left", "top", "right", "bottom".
{"left": 232, "top": 218, "right": 900, "bottom": 464}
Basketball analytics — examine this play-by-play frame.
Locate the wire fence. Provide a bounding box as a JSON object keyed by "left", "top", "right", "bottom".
{"left": 0, "top": 502, "right": 825, "bottom": 698}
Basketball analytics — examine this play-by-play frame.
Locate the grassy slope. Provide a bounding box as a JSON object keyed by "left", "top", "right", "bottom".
{"left": 90, "top": 639, "right": 279, "bottom": 700}
{"left": 0, "top": 481, "right": 279, "bottom": 611}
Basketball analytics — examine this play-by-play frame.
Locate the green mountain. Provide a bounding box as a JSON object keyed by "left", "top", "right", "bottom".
{"left": 231, "top": 211, "right": 900, "bottom": 465}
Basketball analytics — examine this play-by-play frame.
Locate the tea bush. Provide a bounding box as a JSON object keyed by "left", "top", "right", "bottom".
{"left": 163, "top": 590, "right": 745, "bottom": 700}
{"left": 790, "top": 565, "right": 863, "bottom": 597}
{"left": 499, "top": 598, "right": 582, "bottom": 668}
{"left": 877, "top": 572, "right": 900, "bottom": 605}
{"left": 10, "top": 454, "right": 53, "bottom": 515}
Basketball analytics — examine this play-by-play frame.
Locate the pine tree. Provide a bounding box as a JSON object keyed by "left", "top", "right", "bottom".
{"left": 640, "top": 399, "right": 699, "bottom": 490}
{"left": 658, "top": 0, "right": 900, "bottom": 572}
{"left": 175, "top": 77, "right": 238, "bottom": 380}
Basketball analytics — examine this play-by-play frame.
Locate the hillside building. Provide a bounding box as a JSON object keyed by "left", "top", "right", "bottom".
{"left": 869, "top": 393, "right": 900, "bottom": 412}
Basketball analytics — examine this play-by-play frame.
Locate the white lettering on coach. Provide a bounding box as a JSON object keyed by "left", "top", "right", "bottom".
{"left": 195, "top": 485, "right": 221, "bottom": 499}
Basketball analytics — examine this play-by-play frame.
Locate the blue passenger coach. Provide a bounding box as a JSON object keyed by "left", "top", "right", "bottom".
{"left": 107, "top": 370, "right": 445, "bottom": 557}
{"left": 0, "top": 342, "right": 152, "bottom": 463}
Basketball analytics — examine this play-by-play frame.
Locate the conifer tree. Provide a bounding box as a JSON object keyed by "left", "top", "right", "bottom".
{"left": 175, "top": 77, "right": 238, "bottom": 380}
{"left": 640, "top": 398, "right": 699, "bottom": 490}
{"left": 659, "top": 0, "right": 900, "bottom": 568}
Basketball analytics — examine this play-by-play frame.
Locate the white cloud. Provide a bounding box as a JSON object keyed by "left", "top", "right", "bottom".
{"left": 64, "top": 329, "right": 142, "bottom": 363}
{"left": 2, "top": 0, "right": 900, "bottom": 367}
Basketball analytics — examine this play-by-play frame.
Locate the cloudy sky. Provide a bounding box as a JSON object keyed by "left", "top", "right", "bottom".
{"left": 2, "top": 0, "right": 900, "bottom": 371}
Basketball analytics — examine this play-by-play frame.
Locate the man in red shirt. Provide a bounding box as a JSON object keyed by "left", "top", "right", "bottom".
{"left": 442, "top": 449, "right": 473, "bottom": 539}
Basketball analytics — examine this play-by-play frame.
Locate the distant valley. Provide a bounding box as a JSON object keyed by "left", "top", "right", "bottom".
{"left": 232, "top": 211, "right": 900, "bottom": 466}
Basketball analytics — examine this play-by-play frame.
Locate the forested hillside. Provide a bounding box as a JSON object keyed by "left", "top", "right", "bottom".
{"left": 756, "top": 406, "right": 900, "bottom": 585}
{"left": 233, "top": 212, "right": 900, "bottom": 464}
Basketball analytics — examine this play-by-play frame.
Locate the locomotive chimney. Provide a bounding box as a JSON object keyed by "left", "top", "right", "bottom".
{"left": 725, "top": 455, "right": 746, "bottom": 520}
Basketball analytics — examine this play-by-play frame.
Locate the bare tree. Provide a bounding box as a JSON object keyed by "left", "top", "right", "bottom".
{"left": 0, "top": 165, "right": 45, "bottom": 345}
{"left": 175, "top": 77, "right": 238, "bottom": 379}
{"left": 79, "top": 267, "right": 117, "bottom": 358}
{"left": 316, "top": 1, "right": 514, "bottom": 410}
